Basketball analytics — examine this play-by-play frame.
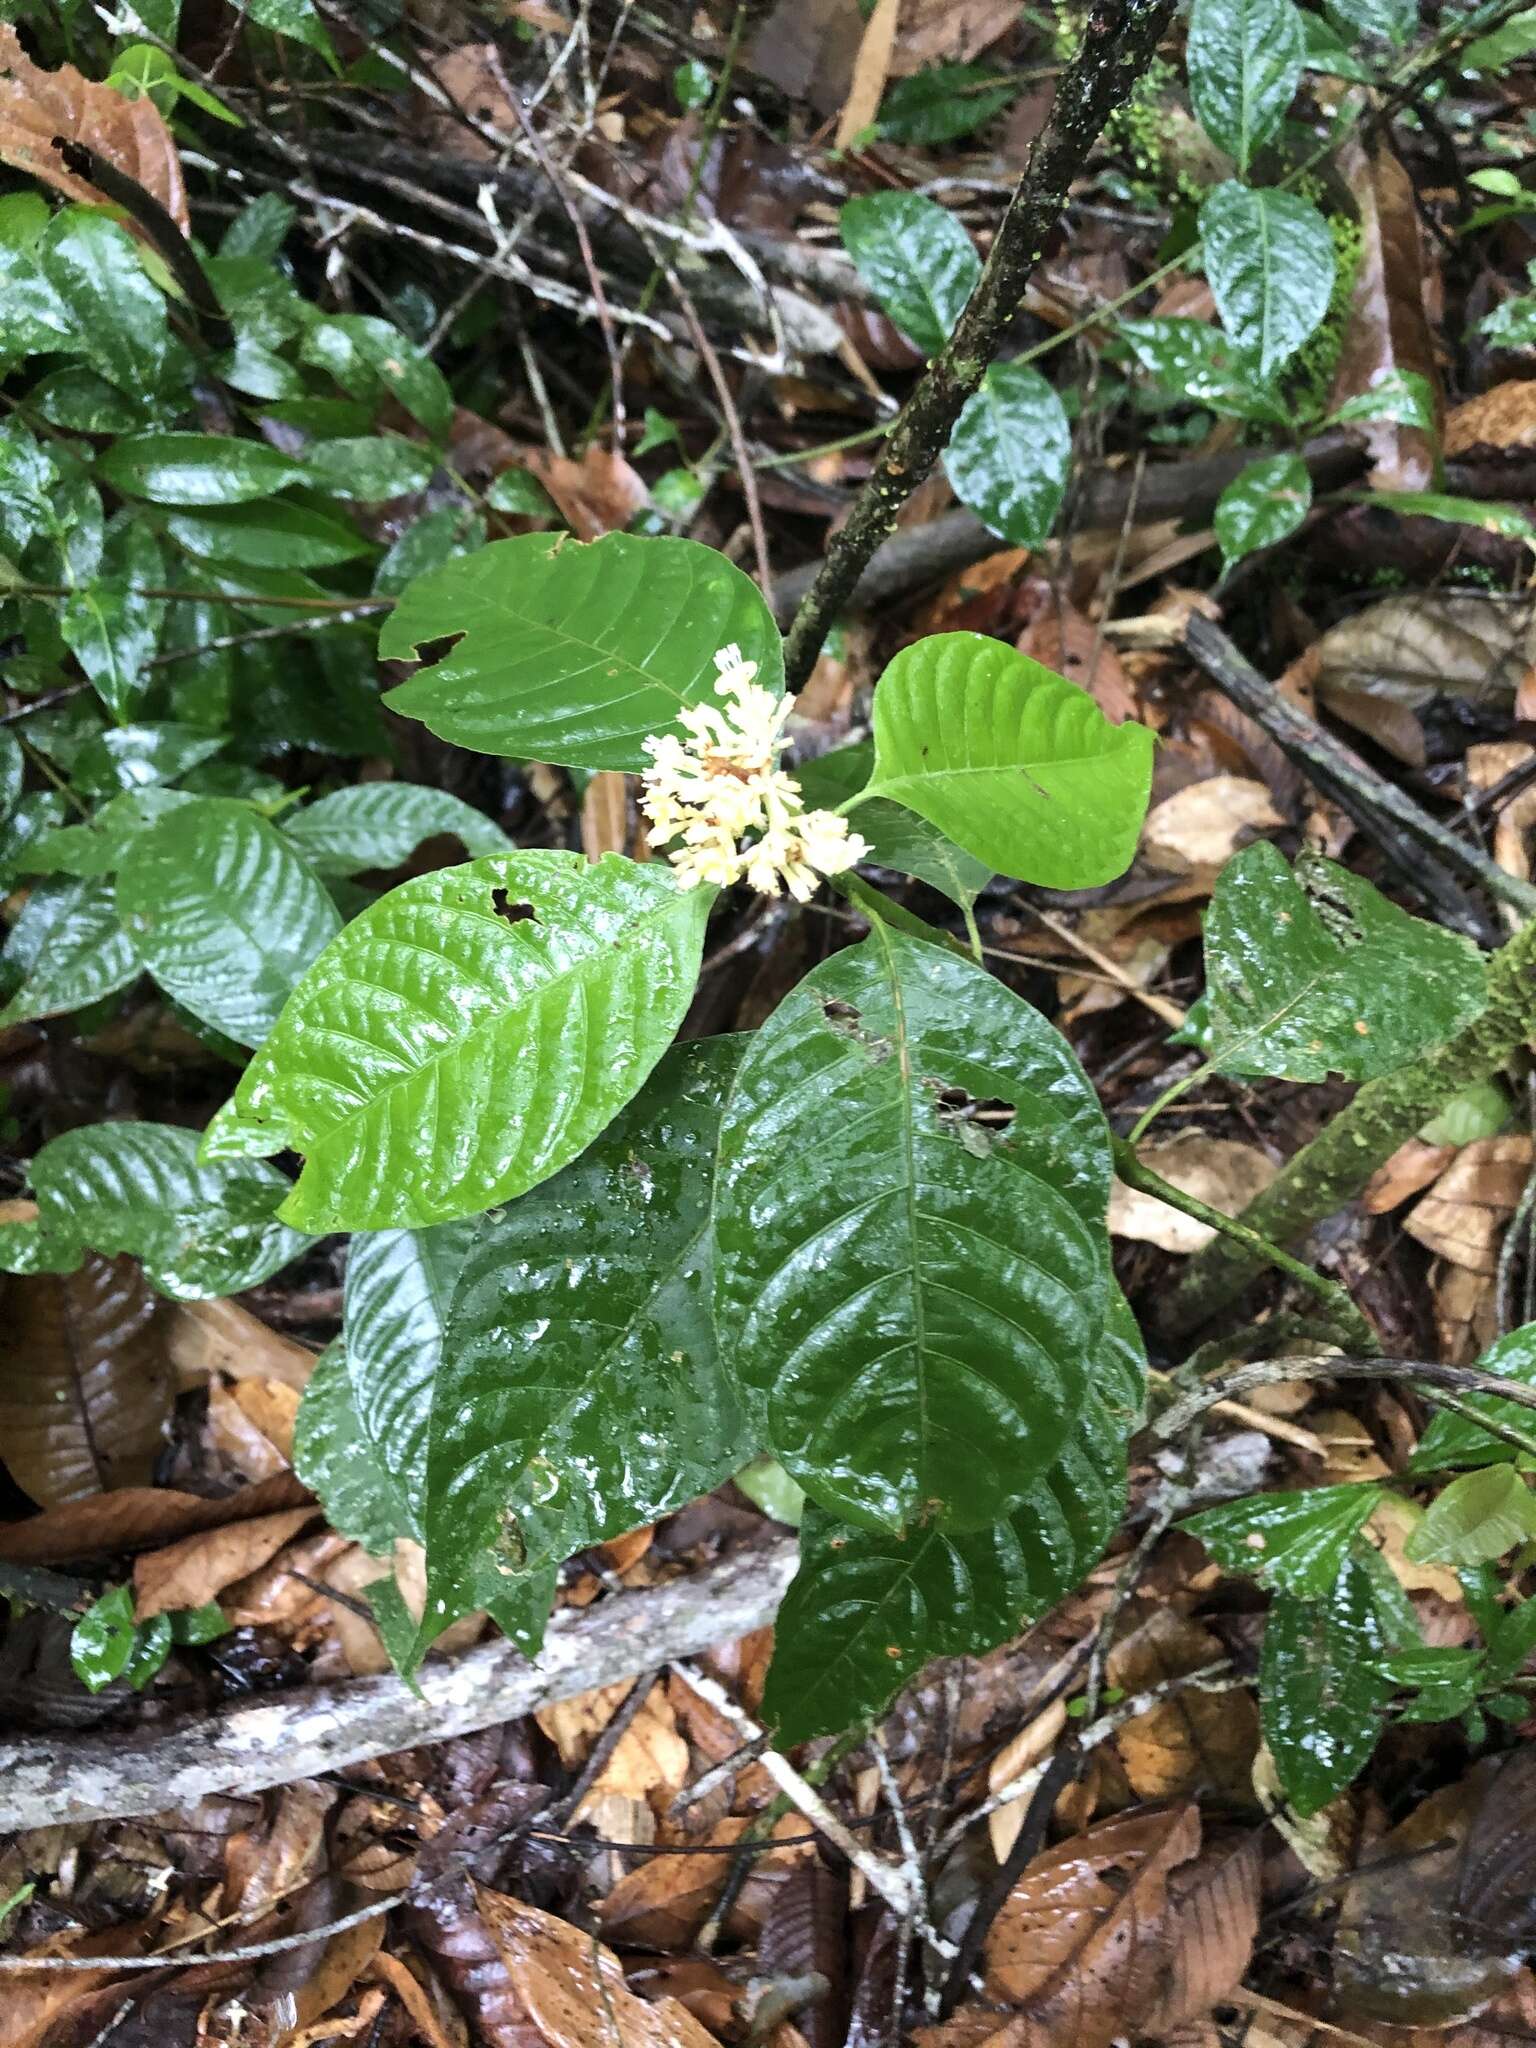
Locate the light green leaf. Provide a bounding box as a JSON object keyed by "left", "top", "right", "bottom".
{"left": 714, "top": 926, "right": 1114, "bottom": 1533}
{"left": 71, "top": 1584, "right": 173, "bottom": 1695}
{"left": 1322, "top": 0, "right": 1415, "bottom": 43}
{"left": 1405, "top": 1464, "right": 1536, "bottom": 1566}
{"left": 0, "top": 730, "right": 21, "bottom": 822}
{"left": 1412, "top": 1326, "right": 1536, "bottom": 1471}
{"left": 1183, "top": 1483, "right": 1384, "bottom": 1598}
{"left": 36, "top": 210, "right": 168, "bottom": 396}
{"left": 1187, "top": 0, "right": 1304, "bottom": 173}
{"left": 165, "top": 499, "right": 370, "bottom": 570}
{"left": 1261, "top": 1551, "right": 1393, "bottom": 1816}
{"left": 864, "top": 631, "right": 1152, "bottom": 888}
{"left": 60, "top": 516, "right": 166, "bottom": 721}
{"left": 674, "top": 57, "right": 713, "bottom": 108}
{"left": 1419, "top": 1081, "right": 1509, "bottom": 1147}
{"left": 839, "top": 191, "right": 980, "bottom": 355}
{"left": 1465, "top": 7, "right": 1536, "bottom": 68}
{"left": 304, "top": 437, "right": 435, "bottom": 501}
{"left": 1328, "top": 369, "right": 1436, "bottom": 431}
{"left": 381, "top": 532, "right": 784, "bottom": 773}
{"left": 425, "top": 1037, "right": 748, "bottom": 1629}
{"left": 98, "top": 433, "right": 303, "bottom": 506}
{"left": 281, "top": 783, "right": 512, "bottom": 875}
{"left": 735, "top": 1457, "right": 806, "bottom": 1527}
{"left": 116, "top": 797, "right": 341, "bottom": 1047}
{"left": 0, "top": 1122, "right": 305, "bottom": 1299}
{"left": 0, "top": 876, "right": 140, "bottom": 1026}
{"left": 1214, "top": 452, "right": 1312, "bottom": 571}
{"left": 294, "top": 1340, "right": 416, "bottom": 1556}
{"left": 1299, "top": 9, "right": 1371, "bottom": 77}
{"left": 1479, "top": 293, "right": 1536, "bottom": 350}
{"left": 1119, "top": 317, "right": 1287, "bottom": 422}
{"left": 1182, "top": 841, "right": 1487, "bottom": 1082}
{"left": 202, "top": 851, "right": 712, "bottom": 1232}
{"left": 300, "top": 315, "right": 453, "bottom": 438}
{"left": 796, "top": 742, "right": 990, "bottom": 907}
{"left": 1354, "top": 491, "right": 1536, "bottom": 548}
{"left": 1201, "top": 182, "right": 1336, "bottom": 378}
{"left": 943, "top": 361, "right": 1069, "bottom": 547}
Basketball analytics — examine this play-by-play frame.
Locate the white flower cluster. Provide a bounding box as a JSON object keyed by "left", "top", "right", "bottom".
{"left": 640, "top": 646, "right": 869, "bottom": 902}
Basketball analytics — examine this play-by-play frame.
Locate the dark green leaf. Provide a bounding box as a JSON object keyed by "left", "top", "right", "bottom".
{"left": 1214, "top": 452, "right": 1312, "bottom": 571}
{"left": 304, "top": 437, "right": 435, "bottom": 501}
{"left": 116, "top": 797, "right": 341, "bottom": 1047}
{"left": 33, "top": 366, "right": 156, "bottom": 433}
{"left": 202, "top": 851, "right": 713, "bottom": 1231}
{"left": 0, "top": 877, "right": 140, "bottom": 1026}
{"left": 1405, "top": 1465, "right": 1536, "bottom": 1566}
{"left": 1299, "top": 10, "right": 1373, "bottom": 76}
{"left": 165, "top": 499, "right": 370, "bottom": 569}
{"left": 300, "top": 315, "right": 453, "bottom": 438}
{"left": 1201, "top": 182, "right": 1336, "bottom": 377}
{"left": 943, "top": 360, "right": 1070, "bottom": 547}
{"left": 281, "top": 783, "right": 512, "bottom": 874}
{"left": 59, "top": 516, "right": 165, "bottom": 721}
{"left": 170, "top": 1601, "right": 229, "bottom": 1645}
{"left": 1119, "top": 317, "right": 1286, "bottom": 422}
{"left": 1183, "top": 842, "right": 1487, "bottom": 1082}
{"left": 484, "top": 468, "right": 561, "bottom": 517}
{"left": 373, "top": 502, "right": 486, "bottom": 597}
{"left": 864, "top": 631, "right": 1153, "bottom": 888}
{"left": 1261, "top": 1552, "right": 1393, "bottom": 1816}
{"left": 796, "top": 742, "right": 990, "bottom": 907}
{"left": 37, "top": 210, "right": 168, "bottom": 396}
{"left": 1187, "top": 0, "right": 1304, "bottom": 171}
{"left": 0, "top": 730, "right": 21, "bottom": 823}
{"left": 877, "top": 63, "right": 1016, "bottom": 145}
{"left": 1183, "top": 1483, "right": 1383, "bottom": 1597}
{"left": 98, "top": 433, "right": 303, "bottom": 506}
{"left": 73, "top": 723, "right": 225, "bottom": 797}
{"left": 714, "top": 926, "right": 1114, "bottom": 1532}
{"left": 839, "top": 192, "right": 980, "bottom": 355}
{"left": 220, "top": 195, "right": 295, "bottom": 264}
{"left": 294, "top": 1340, "right": 415, "bottom": 1555}
{"left": 241, "top": 0, "right": 337, "bottom": 58}
{"left": 1328, "top": 369, "right": 1435, "bottom": 430}
{"left": 70, "top": 1583, "right": 172, "bottom": 1695}
{"left": 381, "top": 532, "right": 784, "bottom": 773}
{"left": 1323, "top": 0, "right": 1414, "bottom": 43}
{"left": 1487, "top": 1593, "right": 1536, "bottom": 1681}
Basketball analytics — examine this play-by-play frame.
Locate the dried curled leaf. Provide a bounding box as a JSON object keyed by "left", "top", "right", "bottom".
{"left": 0, "top": 25, "right": 189, "bottom": 234}
{"left": 0, "top": 1255, "right": 171, "bottom": 1507}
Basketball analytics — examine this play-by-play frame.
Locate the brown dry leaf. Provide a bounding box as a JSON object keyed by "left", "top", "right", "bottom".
{"left": 223, "top": 1524, "right": 350, "bottom": 1630}
{"left": 0, "top": 1468, "right": 308, "bottom": 1564}
{"left": 835, "top": 0, "right": 901, "bottom": 149}
{"left": 223, "top": 1782, "right": 335, "bottom": 1918}
{"left": 0, "top": 24, "right": 189, "bottom": 234}
{"left": 580, "top": 773, "right": 646, "bottom": 861}
{"left": 524, "top": 445, "right": 648, "bottom": 540}
{"left": 1446, "top": 381, "right": 1536, "bottom": 459}
{"left": 167, "top": 1297, "right": 317, "bottom": 1391}
{"left": 370, "top": 1951, "right": 468, "bottom": 2048}
{"left": 535, "top": 1679, "right": 690, "bottom": 1809}
{"left": 890, "top": 0, "right": 1018, "bottom": 71}
{"left": 0, "top": 1255, "right": 172, "bottom": 1507}
{"left": 133, "top": 1504, "right": 320, "bottom": 1619}
{"left": 1106, "top": 1608, "right": 1260, "bottom": 1803}
{"left": 476, "top": 1888, "right": 719, "bottom": 2048}
{"left": 1328, "top": 138, "right": 1441, "bottom": 491}
{"left": 1314, "top": 596, "right": 1533, "bottom": 766}
{"left": 1141, "top": 776, "right": 1284, "bottom": 873}
{"left": 1144, "top": 1832, "right": 1262, "bottom": 2035}
{"left": 1403, "top": 1135, "right": 1534, "bottom": 1274}
{"left": 1016, "top": 587, "right": 1138, "bottom": 724}
{"left": 1468, "top": 741, "right": 1536, "bottom": 883}
{"left": 597, "top": 1815, "right": 759, "bottom": 1949}
{"left": 1108, "top": 1134, "right": 1279, "bottom": 1256}
{"left": 1361, "top": 1139, "right": 1456, "bottom": 1215}
{"left": 985, "top": 1700, "right": 1069, "bottom": 1863}
{"left": 746, "top": 0, "right": 866, "bottom": 114}
{"left": 206, "top": 1377, "right": 299, "bottom": 1481}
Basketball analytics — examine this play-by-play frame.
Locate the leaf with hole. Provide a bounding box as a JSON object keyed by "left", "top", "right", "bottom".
{"left": 1261, "top": 1551, "right": 1395, "bottom": 1816}
{"left": 1201, "top": 182, "right": 1336, "bottom": 378}
{"left": 713, "top": 926, "right": 1114, "bottom": 1533}
{"left": 381, "top": 532, "right": 784, "bottom": 772}
{"left": 1184, "top": 1483, "right": 1384, "bottom": 1598}
{"left": 1214, "top": 453, "right": 1311, "bottom": 571}
{"left": 1411, "top": 1327, "right": 1536, "bottom": 1473}
{"left": 1186, "top": 0, "right": 1304, "bottom": 173}
{"left": 1180, "top": 842, "right": 1487, "bottom": 1082}
{"left": 863, "top": 632, "right": 1152, "bottom": 888}
{"left": 839, "top": 191, "right": 979, "bottom": 355}
{"left": 0, "top": 876, "right": 140, "bottom": 1027}
{"left": 943, "top": 361, "right": 1070, "bottom": 548}
{"left": 281, "top": 783, "right": 512, "bottom": 875}
{"left": 202, "top": 851, "right": 712, "bottom": 1232}
{"left": 117, "top": 797, "right": 341, "bottom": 1048}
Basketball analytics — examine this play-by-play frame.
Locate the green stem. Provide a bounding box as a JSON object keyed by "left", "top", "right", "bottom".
{"left": 1126, "top": 1060, "right": 1212, "bottom": 1145}
{"left": 1111, "top": 1138, "right": 1373, "bottom": 1349}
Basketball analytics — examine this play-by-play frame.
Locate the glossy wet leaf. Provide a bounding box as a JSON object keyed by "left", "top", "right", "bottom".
{"left": 1323, "top": 0, "right": 1413, "bottom": 41}
{"left": 242, "top": 0, "right": 336, "bottom": 57}
{"left": 1184, "top": 1483, "right": 1384, "bottom": 1598}
{"left": 165, "top": 498, "right": 371, "bottom": 570}
{"left": 36, "top": 209, "right": 168, "bottom": 396}
{"left": 0, "top": 1122, "right": 305, "bottom": 1300}
{"left": 1181, "top": 841, "right": 1487, "bottom": 1082}
{"left": 1405, "top": 1466, "right": 1536, "bottom": 1567}
{"left": 864, "top": 632, "right": 1152, "bottom": 888}
{"left": 796, "top": 742, "right": 990, "bottom": 907}
{"left": 714, "top": 926, "right": 1114, "bottom": 1533}
{"left": 203, "top": 851, "right": 711, "bottom": 1232}
{"left": 1260, "top": 1551, "right": 1394, "bottom": 1816}
{"left": 381, "top": 531, "right": 784, "bottom": 773}
{"left": 426, "top": 1038, "right": 748, "bottom": 1630}
{"left": 299, "top": 314, "right": 453, "bottom": 438}
{"left": 1118, "top": 317, "right": 1286, "bottom": 423}
{"left": 293, "top": 1340, "right": 414, "bottom": 1556}
{"left": 0, "top": 730, "right": 21, "bottom": 823}
{"left": 70, "top": 1582, "right": 174, "bottom": 1694}
{"left": 304, "top": 436, "right": 435, "bottom": 501}
{"left": 17, "top": 788, "right": 194, "bottom": 879}
{"left": 1201, "top": 182, "right": 1336, "bottom": 378}
{"left": 1214, "top": 453, "right": 1311, "bottom": 572}
{"left": 1330, "top": 368, "right": 1436, "bottom": 431}
{"left": 1187, "top": 0, "right": 1303, "bottom": 173}
{"left": 117, "top": 797, "right": 341, "bottom": 1048}
{"left": 281, "top": 783, "right": 512, "bottom": 875}
{"left": 59, "top": 514, "right": 165, "bottom": 722}
{"left": 1356, "top": 490, "right": 1536, "bottom": 547}
{"left": 1411, "top": 1327, "right": 1536, "bottom": 1472}
{"left": 0, "top": 876, "right": 140, "bottom": 1026}
{"left": 98, "top": 431, "right": 304, "bottom": 505}
{"left": 839, "top": 191, "right": 979, "bottom": 355}
{"left": 943, "top": 361, "right": 1070, "bottom": 548}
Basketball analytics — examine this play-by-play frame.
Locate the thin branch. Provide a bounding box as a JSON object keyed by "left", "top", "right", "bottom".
{"left": 1154, "top": 1354, "right": 1536, "bottom": 1443}
{"left": 665, "top": 268, "right": 774, "bottom": 604}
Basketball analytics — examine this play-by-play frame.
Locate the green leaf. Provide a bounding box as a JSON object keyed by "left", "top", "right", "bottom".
{"left": 1322, "top": 0, "right": 1415, "bottom": 43}
{"left": 0, "top": 1122, "right": 305, "bottom": 1300}
{"left": 299, "top": 315, "right": 453, "bottom": 439}
{"left": 1184, "top": 1483, "right": 1384, "bottom": 1598}
{"left": 1465, "top": 7, "right": 1536, "bottom": 67}
{"left": 1405, "top": 1464, "right": 1536, "bottom": 1566}
{"left": 1420, "top": 1081, "right": 1510, "bottom": 1147}
{"left": 304, "top": 437, "right": 435, "bottom": 501}
{"left": 98, "top": 433, "right": 303, "bottom": 506}
{"left": 222, "top": 199, "right": 296, "bottom": 267}
{"left": 281, "top": 783, "right": 512, "bottom": 875}
{"left": 674, "top": 57, "right": 713, "bottom": 108}
{"left": 294, "top": 1339, "right": 416, "bottom": 1555}
{"left": 796, "top": 742, "right": 990, "bottom": 907}
{"left": 1411, "top": 1326, "right": 1536, "bottom": 1472}
{"left": 864, "top": 631, "right": 1153, "bottom": 889}
{"left": 202, "top": 851, "right": 712, "bottom": 1231}
{"left": 1187, "top": 0, "right": 1304, "bottom": 173}
{"left": 877, "top": 63, "right": 1016, "bottom": 145}
{"left": 838, "top": 192, "right": 980, "bottom": 355}
{"left": 1486, "top": 1592, "right": 1536, "bottom": 1680}
{"left": 735, "top": 1456, "right": 806, "bottom": 1526}
{"left": 1479, "top": 293, "right": 1536, "bottom": 350}
{"left": 70, "top": 1584, "right": 173, "bottom": 1695}
{"left": 0, "top": 729, "right": 21, "bottom": 822}
{"left": 1214, "top": 452, "right": 1312, "bottom": 571}
{"left": 943, "top": 361, "right": 1069, "bottom": 547}
{"left": 1353, "top": 490, "right": 1536, "bottom": 548}
{"left": 170, "top": 1601, "right": 229, "bottom": 1645}
{"left": 1119, "top": 317, "right": 1286, "bottom": 423}
{"left": 73, "top": 722, "right": 224, "bottom": 796}
{"left": 713, "top": 926, "right": 1113, "bottom": 1533}
{"left": 765, "top": 1382, "right": 1130, "bottom": 1744}
{"left": 241, "top": 0, "right": 336, "bottom": 59}
{"left": 116, "top": 797, "right": 341, "bottom": 1047}
{"left": 374, "top": 502, "right": 486, "bottom": 596}
{"left": 381, "top": 532, "right": 784, "bottom": 773}
{"left": 425, "top": 1037, "right": 748, "bottom": 1626}
{"left": 1328, "top": 369, "right": 1436, "bottom": 431}
{"left": 165, "top": 499, "right": 370, "bottom": 570}
{"left": 1299, "top": 8, "right": 1371, "bottom": 77}
{"left": 36, "top": 210, "right": 168, "bottom": 396}
{"left": 0, "top": 877, "right": 140, "bottom": 1026}
{"left": 1200, "top": 182, "right": 1336, "bottom": 378}
{"left": 1183, "top": 841, "right": 1487, "bottom": 1082}
{"left": 1261, "top": 1552, "right": 1393, "bottom": 1816}
{"left": 59, "top": 515, "right": 165, "bottom": 721}
{"left": 484, "top": 468, "right": 561, "bottom": 518}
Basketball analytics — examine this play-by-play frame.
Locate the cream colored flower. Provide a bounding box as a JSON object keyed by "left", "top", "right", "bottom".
{"left": 640, "top": 646, "right": 868, "bottom": 899}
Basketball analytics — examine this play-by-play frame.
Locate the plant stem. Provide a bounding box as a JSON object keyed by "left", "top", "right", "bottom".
{"left": 1165, "top": 911, "right": 1536, "bottom": 1336}
{"left": 780, "top": 0, "right": 1178, "bottom": 688}
{"left": 1154, "top": 1354, "right": 1536, "bottom": 1443}
{"left": 1111, "top": 1139, "right": 1372, "bottom": 1349}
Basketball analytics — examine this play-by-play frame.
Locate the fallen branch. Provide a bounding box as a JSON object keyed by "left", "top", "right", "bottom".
{"left": 1154, "top": 1353, "right": 1536, "bottom": 1442}
{"left": 0, "top": 1538, "right": 797, "bottom": 1834}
